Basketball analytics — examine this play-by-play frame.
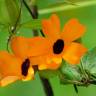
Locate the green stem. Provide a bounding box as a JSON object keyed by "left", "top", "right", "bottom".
{"left": 23, "top": 0, "right": 39, "bottom": 36}
{"left": 30, "top": 5, "right": 39, "bottom": 36}
{"left": 23, "top": 0, "right": 35, "bottom": 19}
{"left": 7, "top": 0, "right": 22, "bottom": 52}
{"left": 39, "top": 1, "right": 96, "bottom": 15}
{"left": 73, "top": 84, "right": 78, "bottom": 94}
{"left": 40, "top": 77, "right": 53, "bottom": 96}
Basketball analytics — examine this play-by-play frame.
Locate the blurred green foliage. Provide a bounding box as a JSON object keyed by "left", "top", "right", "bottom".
{"left": 0, "top": 0, "right": 96, "bottom": 96}
{"left": 0, "top": 0, "right": 19, "bottom": 25}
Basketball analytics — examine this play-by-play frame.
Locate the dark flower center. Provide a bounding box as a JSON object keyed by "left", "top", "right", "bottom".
{"left": 53, "top": 39, "right": 64, "bottom": 54}
{"left": 21, "top": 59, "right": 30, "bottom": 76}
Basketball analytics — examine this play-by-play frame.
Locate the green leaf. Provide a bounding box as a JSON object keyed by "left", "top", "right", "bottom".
{"left": 0, "top": 0, "right": 10, "bottom": 24}
{"left": 5, "top": 0, "right": 19, "bottom": 25}
{"left": 0, "top": 0, "right": 19, "bottom": 25}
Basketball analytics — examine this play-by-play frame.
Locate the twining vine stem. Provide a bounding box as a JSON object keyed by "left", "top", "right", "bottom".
{"left": 7, "top": 0, "right": 22, "bottom": 52}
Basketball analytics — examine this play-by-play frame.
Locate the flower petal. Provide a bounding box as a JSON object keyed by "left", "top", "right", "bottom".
{"left": 46, "top": 62, "right": 61, "bottom": 70}
{"left": 30, "top": 55, "right": 61, "bottom": 70}
{"left": 38, "top": 64, "right": 47, "bottom": 70}
{"left": 0, "top": 51, "right": 22, "bottom": 77}
{"left": 30, "top": 56, "right": 47, "bottom": 70}
{"left": 63, "top": 42, "right": 87, "bottom": 64}
{"left": 61, "top": 19, "right": 86, "bottom": 42}
{"left": 50, "top": 14, "right": 60, "bottom": 33}
{"left": 28, "top": 36, "right": 52, "bottom": 56}
{"left": 42, "top": 14, "right": 60, "bottom": 40}
{"left": 52, "top": 57, "right": 62, "bottom": 64}
{"left": 0, "top": 76, "right": 19, "bottom": 87}
{"left": 46, "top": 57, "right": 62, "bottom": 70}
{"left": 10, "top": 36, "right": 29, "bottom": 59}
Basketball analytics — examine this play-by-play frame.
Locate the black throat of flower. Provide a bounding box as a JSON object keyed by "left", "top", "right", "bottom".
{"left": 21, "top": 59, "right": 30, "bottom": 76}
{"left": 53, "top": 39, "right": 64, "bottom": 54}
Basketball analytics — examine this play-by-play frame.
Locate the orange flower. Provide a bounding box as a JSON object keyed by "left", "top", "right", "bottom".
{"left": 0, "top": 37, "right": 34, "bottom": 86}
{"left": 28, "top": 14, "right": 87, "bottom": 70}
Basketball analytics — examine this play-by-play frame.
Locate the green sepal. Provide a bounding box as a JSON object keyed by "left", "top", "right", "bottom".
{"left": 59, "top": 47, "right": 96, "bottom": 86}
{"left": 81, "top": 47, "right": 96, "bottom": 78}
{"left": 60, "top": 60, "right": 82, "bottom": 84}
